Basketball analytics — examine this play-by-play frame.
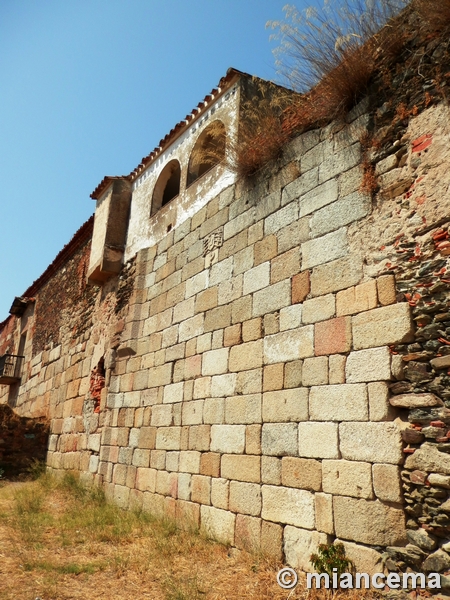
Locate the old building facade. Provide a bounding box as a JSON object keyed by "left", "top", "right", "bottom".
{"left": 2, "top": 62, "right": 450, "bottom": 581}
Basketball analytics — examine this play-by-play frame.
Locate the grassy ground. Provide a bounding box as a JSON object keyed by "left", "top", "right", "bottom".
{"left": 0, "top": 473, "right": 378, "bottom": 600}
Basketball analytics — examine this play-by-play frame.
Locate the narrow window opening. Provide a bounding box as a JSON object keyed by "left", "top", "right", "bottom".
{"left": 90, "top": 358, "right": 105, "bottom": 413}
{"left": 162, "top": 163, "right": 181, "bottom": 206}
{"left": 151, "top": 159, "right": 181, "bottom": 216}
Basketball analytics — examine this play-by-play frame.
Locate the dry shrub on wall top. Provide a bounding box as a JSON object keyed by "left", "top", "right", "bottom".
{"left": 232, "top": 0, "right": 409, "bottom": 178}
{"left": 268, "top": 0, "right": 408, "bottom": 115}
{"left": 414, "top": 0, "right": 450, "bottom": 31}
{"left": 229, "top": 80, "right": 297, "bottom": 178}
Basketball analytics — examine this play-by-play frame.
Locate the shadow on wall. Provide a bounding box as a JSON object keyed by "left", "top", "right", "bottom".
{"left": 0, "top": 404, "right": 49, "bottom": 479}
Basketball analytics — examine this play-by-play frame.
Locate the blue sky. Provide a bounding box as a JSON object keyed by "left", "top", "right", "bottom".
{"left": 0, "top": 0, "right": 318, "bottom": 320}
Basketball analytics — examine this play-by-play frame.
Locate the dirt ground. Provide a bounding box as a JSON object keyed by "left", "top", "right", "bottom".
{"left": 0, "top": 476, "right": 384, "bottom": 600}
{"left": 0, "top": 478, "right": 302, "bottom": 600}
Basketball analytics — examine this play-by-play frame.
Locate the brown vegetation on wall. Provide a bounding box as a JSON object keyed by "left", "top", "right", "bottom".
{"left": 0, "top": 404, "right": 49, "bottom": 478}
{"left": 233, "top": 0, "right": 450, "bottom": 180}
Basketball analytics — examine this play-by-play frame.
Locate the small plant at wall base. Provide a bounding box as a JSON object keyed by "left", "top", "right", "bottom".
{"left": 310, "top": 543, "right": 353, "bottom": 578}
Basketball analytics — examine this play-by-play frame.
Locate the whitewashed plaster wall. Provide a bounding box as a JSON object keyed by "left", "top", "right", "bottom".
{"left": 89, "top": 187, "right": 113, "bottom": 275}
{"left": 124, "top": 84, "right": 240, "bottom": 261}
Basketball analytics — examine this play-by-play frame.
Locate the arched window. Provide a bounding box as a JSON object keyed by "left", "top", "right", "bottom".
{"left": 187, "top": 120, "right": 226, "bottom": 187}
{"left": 151, "top": 159, "right": 181, "bottom": 216}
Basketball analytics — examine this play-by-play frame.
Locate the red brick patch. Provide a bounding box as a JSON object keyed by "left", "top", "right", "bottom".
{"left": 412, "top": 133, "right": 432, "bottom": 153}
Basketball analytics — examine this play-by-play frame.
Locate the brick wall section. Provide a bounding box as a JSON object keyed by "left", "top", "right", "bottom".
{"left": 0, "top": 404, "right": 49, "bottom": 477}
{"left": 32, "top": 240, "right": 96, "bottom": 355}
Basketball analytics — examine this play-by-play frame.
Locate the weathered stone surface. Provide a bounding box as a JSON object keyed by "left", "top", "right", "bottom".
{"left": 310, "top": 255, "right": 363, "bottom": 296}
{"left": 385, "top": 544, "right": 426, "bottom": 568}
{"left": 389, "top": 393, "right": 444, "bottom": 408}
{"left": 401, "top": 427, "right": 425, "bottom": 444}
{"left": 264, "top": 327, "right": 314, "bottom": 364}
{"left": 210, "top": 373, "right": 236, "bottom": 398}
{"left": 310, "top": 192, "right": 370, "bottom": 238}
{"left": 298, "top": 422, "right": 339, "bottom": 459}
{"left": 284, "top": 527, "right": 330, "bottom": 572}
{"left": 163, "top": 382, "right": 184, "bottom": 404}
{"left": 428, "top": 473, "right": 450, "bottom": 488}
{"left": 253, "top": 280, "right": 291, "bottom": 317}
{"left": 346, "top": 347, "right": 392, "bottom": 383}
{"left": 315, "top": 492, "right": 334, "bottom": 534}
{"left": 299, "top": 178, "right": 338, "bottom": 217}
{"left": 333, "top": 497, "right": 406, "bottom": 545}
{"left": 422, "top": 550, "right": 450, "bottom": 573}
{"left": 225, "top": 394, "right": 261, "bottom": 424}
{"left": 292, "top": 271, "right": 310, "bottom": 304}
{"left": 210, "top": 425, "right": 246, "bottom": 454}
{"left": 200, "top": 506, "right": 235, "bottom": 545}
{"left": 261, "top": 520, "right": 283, "bottom": 560}
{"left": 314, "top": 317, "right": 352, "bottom": 356}
{"left": 155, "top": 427, "right": 182, "bottom": 450}
{"left": 302, "top": 227, "right": 349, "bottom": 269}
{"left": 405, "top": 443, "right": 450, "bottom": 475}
{"left": 406, "top": 528, "right": 438, "bottom": 552}
{"left": 302, "top": 294, "right": 335, "bottom": 324}
{"left": 211, "top": 478, "right": 229, "bottom": 510}
{"left": 281, "top": 457, "right": 322, "bottom": 491}
{"left": 352, "top": 303, "right": 414, "bottom": 350}
{"left": 339, "top": 422, "right": 403, "bottom": 464}
{"left": 318, "top": 142, "right": 361, "bottom": 183}
{"left": 228, "top": 340, "right": 263, "bottom": 372}
{"left": 368, "top": 381, "right": 394, "bottom": 422}
{"left": 336, "top": 280, "right": 377, "bottom": 316}
{"left": 243, "top": 262, "right": 270, "bottom": 295}
{"left": 372, "top": 463, "right": 402, "bottom": 503}
{"left": 191, "top": 474, "right": 211, "bottom": 505}
{"left": 309, "top": 384, "right": 368, "bottom": 421}
{"left": 234, "top": 514, "right": 261, "bottom": 551}
{"left": 279, "top": 304, "right": 302, "bottom": 331}
{"left": 336, "top": 540, "right": 383, "bottom": 575}
{"left": 262, "top": 388, "right": 309, "bottom": 423}
{"left": 221, "top": 454, "right": 260, "bottom": 483}
{"left": 202, "top": 348, "right": 229, "bottom": 376}
{"left": 261, "top": 455, "right": 281, "bottom": 485}
{"left": 431, "top": 355, "right": 450, "bottom": 369}
{"left": 322, "top": 460, "right": 373, "bottom": 499}
{"left": 302, "top": 356, "right": 328, "bottom": 386}
{"left": 262, "top": 423, "right": 298, "bottom": 456}
{"left": 328, "top": 354, "right": 346, "bottom": 384}
{"left": 203, "top": 398, "right": 224, "bottom": 425}
{"left": 377, "top": 274, "right": 396, "bottom": 306}
{"left": 262, "top": 485, "right": 315, "bottom": 529}
{"left": 229, "top": 481, "right": 261, "bottom": 516}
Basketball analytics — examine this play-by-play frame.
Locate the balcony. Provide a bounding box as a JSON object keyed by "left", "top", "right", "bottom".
{"left": 0, "top": 354, "right": 24, "bottom": 385}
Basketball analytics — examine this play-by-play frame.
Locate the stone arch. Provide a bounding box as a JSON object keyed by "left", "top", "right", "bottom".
{"left": 187, "top": 120, "right": 226, "bottom": 187}
{"left": 151, "top": 159, "right": 181, "bottom": 216}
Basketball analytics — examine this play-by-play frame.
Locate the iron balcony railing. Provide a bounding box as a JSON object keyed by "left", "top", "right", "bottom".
{"left": 0, "top": 354, "right": 24, "bottom": 384}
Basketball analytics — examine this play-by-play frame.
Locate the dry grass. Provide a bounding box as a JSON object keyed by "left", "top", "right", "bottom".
{"left": 230, "top": 1, "right": 410, "bottom": 178}
{"left": 0, "top": 474, "right": 381, "bottom": 600}
{"left": 415, "top": 0, "right": 450, "bottom": 32}
{"left": 230, "top": 83, "right": 293, "bottom": 178}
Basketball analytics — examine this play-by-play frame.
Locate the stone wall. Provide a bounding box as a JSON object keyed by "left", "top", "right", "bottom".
{"left": 0, "top": 404, "right": 49, "bottom": 478}
{"left": 2, "top": 68, "right": 450, "bottom": 583}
